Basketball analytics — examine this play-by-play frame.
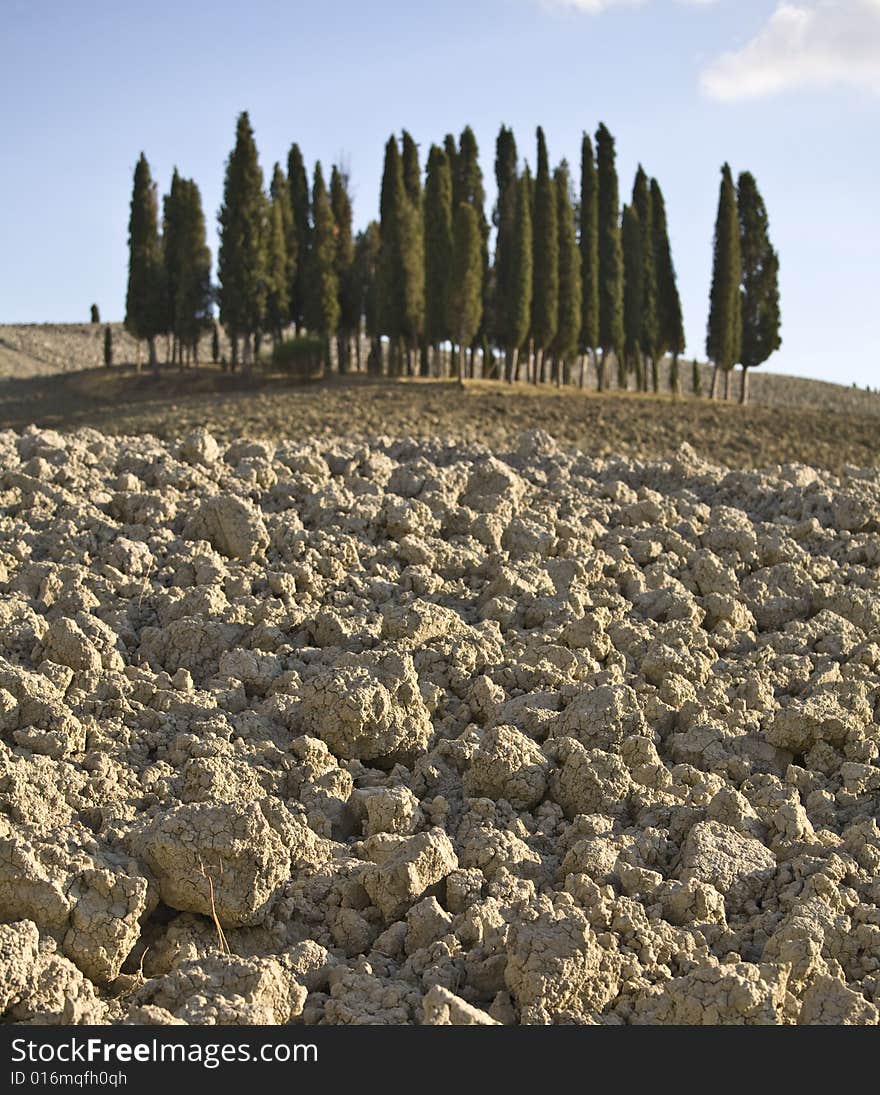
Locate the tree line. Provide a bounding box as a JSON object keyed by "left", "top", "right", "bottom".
{"left": 125, "top": 112, "right": 780, "bottom": 400}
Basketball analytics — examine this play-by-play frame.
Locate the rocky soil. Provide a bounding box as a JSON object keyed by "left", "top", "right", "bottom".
{"left": 1, "top": 422, "right": 879, "bottom": 1026}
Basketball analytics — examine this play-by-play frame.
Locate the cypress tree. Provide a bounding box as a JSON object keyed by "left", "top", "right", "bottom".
{"left": 507, "top": 169, "right": 533, "bottom": 382}
{"left": 424, "top": 144, "right": 454, "bottom": 372}
{"left": 399, "top": 133, "right": 425, "bottom": 375}
{"left": 450, "top": 202, "right": 483, "bottom": 385}
{"left": 706, "top": 163, "right": 742, "bottom": 399}
{"left": 91, "top": 304, "right": 100, "bottom": 324}
{"left": 264, "top": 190, "right": 289, "bottom": 344}
{"left": 125, "top": 153, "right": 165, "bottom": 372}
{"left": 622, "top": 204, "right": 644, "bottom": 391}
{"left": 596, "top": 123, "right": 624, "bottom": 390}
{"left": 579, "top": 133, "right": 599, "bottom": 388}
{"left": 552, "top": 161, "right": 581, "bottom": 387}
{"left": 218, "top": 111, "right": 267, "bottom": 369}
{"left": 378, "top": 136, "right": 406, "bottom": 373}
{"left": 493, "top": 125, "right": 518, "bottom": 379}
{"left": 632, "top": 166, "right": 660, "bottom": 391}
{"left": 162, "top": 169, "right": 184, "bottom": 363}
{"left": 737, "top": 171, "right": 781, "bottom": 404}
{"left": 270, "top": 163, "right": 296, "bottom": 337}
{"left": 651, "top": 178, "right": 685, "bottom": 394}
{"left": 103, "top": 325, "right": 113, "bottom": 367}
{"left": 531, "top": 127, "right": 558, "bottom": 384}
{"left": 455, "top": 127, "right": 489, "bottom": 371}
{"left": 178, "top": 177, "right": 212, "bottom": 364}
{"left": 331, "top": 165, "right": 357, "bottom": 372}
{"left": 286, "top": 143, "right": 310, "bottom": 331}
{"left": 308, "top": 162, "right": 340, "bottom": 367}
{"left": 354, "top": 221, "right": 381, "bottom": 373}
{"left": 401, "top": 131, "right": 422, "bottom": 206}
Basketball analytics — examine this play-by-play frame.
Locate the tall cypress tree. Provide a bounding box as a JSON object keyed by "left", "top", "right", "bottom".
{"left": 531, "top": 127, "right": 558, "bottom": 384}
{"left": 552, "top": 161, "right": 581, "bottom": 386}
{"left": 286, "top": 143, "right": 310, "bottom": 331}
{"left": 737, "top": 171, "right": 781, "bottom": 404}
{"left": 264, "top": 190, "right": 289, "bottom": 344}
{"left": 354, "top": 220, "right": 381, "bottom": 373}
{"left": 331, "top": 165, "right": 357, "bottom": 372}
{"left": 651, "top": 177, "right": 685, "bottom": 394}
{"left": 399, "top": 132, "right": 425, "bottom": 375}
{"left": 579, "top": 133, "right": 599, "bottom": 388}
{"left": 632, "top": 166, "right": 660, "bottom": 391}
{"left": 455, "top": 127, "right": 489, "bottom": 370}
{"left": 504, "top": 170, "right": 533, "bottom": 383}
{"left": 270, "top": 163, "right": 296, "bottom": 337}
{"left": 218, "top": 111, "right": 267, "bottom": 369}
{"left": 378, "top": 135, "right": 406, "bottom": 373}
{"left": 706, "top": 163, "right": 742, "bottom": 399}
{"left": 596, "top": 123, "right": 624, "bottom": 390}
{"left": 493, "top": 125, "right": 518, "bottom": 378}
{"left": 424, "top": 144, "right": 454, "bottom": 372}
{"left": 125, "top": 152, "right": 165, "bottom": 371}
{"left": 176, "top": 177, "right": 212, "bottom": 364}
{"left": 162, "top": 169, "right": 184, "bottom": 361}
{"left": 450, "top": 202, "right": 483, "bottom": 385}
{"left": 307, "top": 162, "right": 340, "bottom": 366}
{"left": 622, "top": 203, "right": 644, "bottom": 390}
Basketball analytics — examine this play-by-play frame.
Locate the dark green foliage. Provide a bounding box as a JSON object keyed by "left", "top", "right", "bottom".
{"left": 499, "top": 169, "right": 532, "bottom": 369}
{"left": 270, "top": 163, "right": 297, "bottom": 332}
{"left": 286, "top": 143, "right": 310, "bottom": 329}
{"left": 103, "top": 325, "right": 112, "bottom": 366}
{"left": 622, "top": 203, "right": 643, "bottom": 385}
{"left": 738, "top": 171, "right": 781, "bottom": 372}
{"left": 493, "top": 125, "right": 518, "bottom": 351}
{"left": 454, "top": 127, "right": 489, "bottom": 343}
{"left": 424, "top": 145, "right": 453, "bottom": 346}
{"left": 692, "top": 358, "right": 702, "bottom": 396}
{"left": 596, "top": 124, "right": 624, "bottom": 380}
{"left": 650, "top": 177, "right": 685, "bottom": 383}
{"left": 355, "top": 220, "right": 381, "bottom": 340}
{"left": 401, "top": 131, "right": 422, "bottom": 206}
{"left": 264, "top": 190, "right": 290, "bottom": 339}
{"left": 211, "top": 322, "right": 220, "bottom": 363}
{"left": 164, "top": 170, "right": 213, "bottom": 358}
{"left": 377, "top": 135, "right": 424, "bottom": 367}
{"left": 553, "top": 161, "right": 581, "bottom": 368}
{"left": 271, "top": 334, "right": 324, "bottom": 376}
{"left": 331, "top": 165, "right": 358, "bottom": 368}
{"left": 90, "top": 304, "right": 100, "bottom": 324}
{"left": 579, "top": 133, "right": 599, "bottom": 355}
{"left": 307, "top": 162, "right": 340, "bottom": 353}
{"left": 632, "top": 166, "right": 659, "bottom": 380}
{"left": 450, "top": 201, "right": 483, "bottom": 375}
{"left": 218, "top": 112, "right": 268, "bottom": 355}
{"left": 125, "top": 153, "right": 165, "bottom": 361}
{"left": 531, "top": 127, "right": 558, "bottom": 357}
{"left": 706, "top": 163, "right": 742, "bottom": 377}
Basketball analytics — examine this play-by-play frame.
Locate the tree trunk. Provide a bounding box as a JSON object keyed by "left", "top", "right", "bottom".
{"left": 457, "top": 338, "right": 466, "bottom": 388}
{"left": 136, "top": 341, "right": 142, "bottom": 373}
{"left": 148, "top": 336, "right": 159, "bottom": 379}
{"left": 710, "top": 363, "right": 720, "bottom": 399}
{"left": 420, "top": 339, "right": 430, "bottom": 377}
{"left": 337, "top": 333, "right": 347, "bottom": 375}
{"left": 723, "top": 368, "right": 731, "bottom": 400}
{"left": 670, "top": 352, "right": 680, "bottom": 396}
{"left": 621, "top": 351, "right": 631, "bottom": 391}
{"left": 578, "top": 354, "right": 586, "bottom": 389}
{"left": 533, "top": 348, "right": 542, "bottom": 386}
{"left": 597, "top": 349, "right": 606, "bottom": 392}
{"left": 651, "top": 355, "right": 659, "bottom": 393}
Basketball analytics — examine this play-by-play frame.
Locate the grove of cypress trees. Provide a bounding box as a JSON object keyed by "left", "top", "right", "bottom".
{"left": 706, "top": 163, "right": 742, "bottom": 399}
{"left": 218, "top": 112, "right": 267, "bottom": 369}
{"left": 579, "top": 133, "right": 599, "bottom": 388}
{"left": 286, "top": 143, "right": 310, "bottom": 331}
{"left": 270, "top": 163, "right": 296, "bottom": 336}
{"left": 264, "top": 189, "right": 290, "bottom": 344}
{"left": 125, "top": 152, "right": 165, "bottom": 372}
{"left": 492, "top": 125, "right": 518, "bottom": 378}
{"left": 552, "top": 161, "right": 581, "bottom": 387}
{"left": 622, "top": 204, "right": 644, "bottom": 390}
{"left": 424, "top": 144, "right": 454, "bottom": 373}
{"left": 531, "top": 127, "right": 558, "bottom": 384}
{"left": 103, "top": 325, "right": 113, "bottom": 366}
{"left": 651, "top": 178, "right": 685, "bottom": 394}
{"left": 596, "top": 123, "right": 624, "bottom": 390}
{"left": 450, "top": 201, "right": 483, "bottom": 385}
{"left": 737, "top": 171, "right": 781, "bottom": 404}
{"left": 308, "top": 162, "right": 340, "bottom": 367}
{"left": 632, "top": 166, "right": 660, "bottom": 391}
{"left": 331, "top": 165, "right": 357, "bottom": 372}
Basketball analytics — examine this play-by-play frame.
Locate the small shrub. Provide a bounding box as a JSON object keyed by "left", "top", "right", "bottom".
{"left": 90, "top": 303, "right": 100, "bottom": 324}
{"left": 272, "top": 336, "right": 324, "bottom": 378}
{"left": 103, "top": 325, "right": 113, "bottom": 367}
{"left": 692, "top": 359, "right": 702, "bottom": 397}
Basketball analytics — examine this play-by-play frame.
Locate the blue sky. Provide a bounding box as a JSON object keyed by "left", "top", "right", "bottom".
{"left": 2, "top": 0, "right": 878, "bottom": 387}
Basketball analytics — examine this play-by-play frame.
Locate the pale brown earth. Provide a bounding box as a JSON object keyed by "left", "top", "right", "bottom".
{"left": 0, "top": 423, "right": 878, "bottom": 1026}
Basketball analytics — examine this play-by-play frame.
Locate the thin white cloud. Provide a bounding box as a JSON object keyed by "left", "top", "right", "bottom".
{"left": 702, "top": 0, "right": 880, "bottom": 100}
{"left": 540, "top": 0, "right": 714, "bottom": 11}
